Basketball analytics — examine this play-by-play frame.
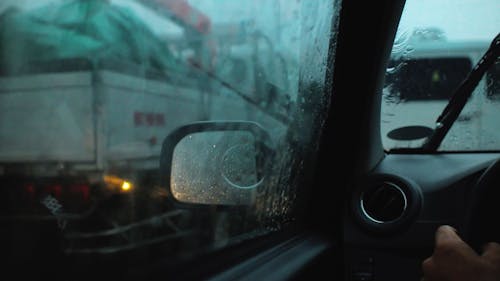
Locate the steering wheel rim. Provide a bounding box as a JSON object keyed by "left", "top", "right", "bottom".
{"left": 463, "top": 158, "right": 500, "bottom": 252}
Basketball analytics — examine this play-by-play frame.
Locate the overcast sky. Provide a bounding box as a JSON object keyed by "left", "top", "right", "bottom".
{"left": 398, "top": 0, "right": 499, "bottom": 41}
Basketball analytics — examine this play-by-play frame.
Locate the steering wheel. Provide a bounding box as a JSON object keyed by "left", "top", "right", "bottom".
{"left": 463, "top": 158, "right": 500, "bottom": 252}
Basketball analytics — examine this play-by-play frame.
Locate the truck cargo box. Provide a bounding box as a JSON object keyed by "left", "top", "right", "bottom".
{"left": 0, "top": 59, "right": 286, "bottom": 170}
{"left": 0, "top": 60, "right": 202, "bottom": 167}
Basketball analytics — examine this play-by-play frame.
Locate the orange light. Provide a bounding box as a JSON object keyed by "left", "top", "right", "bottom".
{"left": 121, "top": 181, "right": 132, "bottom": 191}
{"left": 104, "top": 175, "right": 133, "bottom": 192}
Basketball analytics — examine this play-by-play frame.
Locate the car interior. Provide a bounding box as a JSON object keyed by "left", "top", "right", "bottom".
{"left": 174, "top": 1, "right": 499, "bottom": 280}
{"left": 1, "top": 0, "right": 498, "bottom": 280}
{"left": 152, "top": 1, "right": 500, "bottom": 280}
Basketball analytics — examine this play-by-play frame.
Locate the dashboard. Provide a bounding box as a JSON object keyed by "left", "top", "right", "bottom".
{"left": 344, "top": 153, "right": 500, "bottom": 281}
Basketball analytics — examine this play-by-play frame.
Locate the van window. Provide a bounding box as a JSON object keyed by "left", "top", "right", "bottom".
{"left": 386, "top": 57, "right": 471, "bottom": 101}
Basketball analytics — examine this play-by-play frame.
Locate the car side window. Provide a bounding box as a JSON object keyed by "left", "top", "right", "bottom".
{"left": 0, "top": 0, "right": 339, "bottom": 278}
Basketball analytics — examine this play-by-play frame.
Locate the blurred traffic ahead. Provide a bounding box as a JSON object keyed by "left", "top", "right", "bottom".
{"left": 0, "top": 0, "right": 326, "bottom": 279}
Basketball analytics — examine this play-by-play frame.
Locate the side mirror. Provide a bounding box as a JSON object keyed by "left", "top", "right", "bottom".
{"left": 160, "top": 121, "right": 273, "bottom": 206}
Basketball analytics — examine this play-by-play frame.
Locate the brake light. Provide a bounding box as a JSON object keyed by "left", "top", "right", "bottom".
{"left": 69, "top": 184, "right": 90, "bottom": 202}
{"left": 43, "top": 184, "right": 62, "bottom": 198}
{"left": 0, "top": 178, "right": 91, "bottom": 216}
{"left": 19, "top": 181, "right": 91, "bottom": 211}
{"left": 23, "top": 183, "right": 35, "bottom": 200}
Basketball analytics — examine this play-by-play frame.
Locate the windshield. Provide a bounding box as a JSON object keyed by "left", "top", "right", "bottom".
{"left": 0, "top": 0, "right": 337, "bottom": 279}
{"left": 382, "top": 0, "right": 500, "bottom": 151}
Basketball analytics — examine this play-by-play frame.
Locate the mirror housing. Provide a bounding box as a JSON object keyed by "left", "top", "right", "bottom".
{"left": 160, "top": 121, "right": 273, "bottom": 207}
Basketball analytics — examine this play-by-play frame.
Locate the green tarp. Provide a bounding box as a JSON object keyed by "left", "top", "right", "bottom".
{"left": 0, "top": 0, "right": 187, "bottom": 75}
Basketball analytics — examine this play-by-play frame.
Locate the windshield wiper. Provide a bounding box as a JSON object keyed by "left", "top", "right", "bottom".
{"left": 422, "top": 33, "right": 500, "bottom": 151}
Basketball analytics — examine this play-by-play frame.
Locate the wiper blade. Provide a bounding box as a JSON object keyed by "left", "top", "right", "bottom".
{"left": 422, "top": 33, "right": 500, "bottom": 151}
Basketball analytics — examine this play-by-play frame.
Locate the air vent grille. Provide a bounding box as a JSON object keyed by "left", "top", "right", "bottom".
{"left": 361, "top": 182, "right": 407, "bottom": 223}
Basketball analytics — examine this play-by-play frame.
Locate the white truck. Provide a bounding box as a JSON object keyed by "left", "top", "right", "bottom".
{"left": 0, "top": 0, "right": 291, "bottom": 255}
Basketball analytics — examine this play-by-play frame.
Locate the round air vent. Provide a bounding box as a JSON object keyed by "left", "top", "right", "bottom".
{"left": 361, "top": 182, "right": 407, "bottom": 223}
{"left": 352, "top": 175, "right": 422, "bottom": 233}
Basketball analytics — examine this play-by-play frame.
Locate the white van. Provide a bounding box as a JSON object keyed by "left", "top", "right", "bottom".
{"left": 381, "top": 31, "right": 496, "bottom": 149}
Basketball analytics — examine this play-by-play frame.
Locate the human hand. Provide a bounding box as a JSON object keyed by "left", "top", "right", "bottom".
{"left": 422, "top": 225, "right": 500, "bottom": 281}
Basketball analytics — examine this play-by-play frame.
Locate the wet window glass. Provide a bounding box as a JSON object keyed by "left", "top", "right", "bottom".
{"left": 382, "top": 0, "right": 500, "bottom": 151}
{"left": 487, "top": 60, "right": 500, "bottom": 99}
{"left": 0, "top": 0, "right": 338, "bottom": 279}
